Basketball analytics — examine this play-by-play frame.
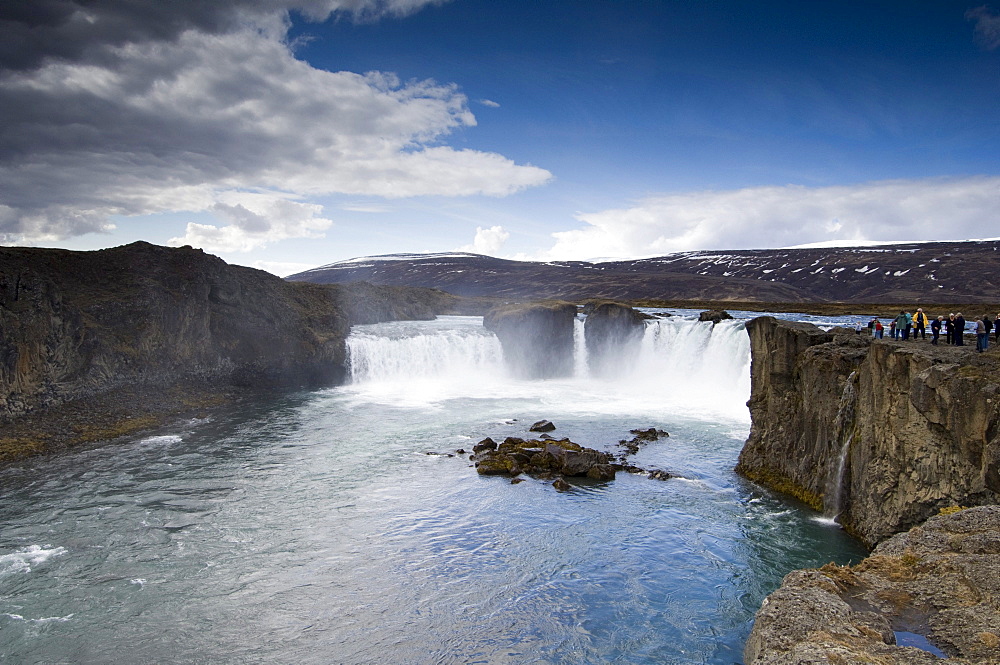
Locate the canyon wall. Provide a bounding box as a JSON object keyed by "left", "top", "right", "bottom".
{"left": 737, "top": 317, "right": 1000, "bottom": 547}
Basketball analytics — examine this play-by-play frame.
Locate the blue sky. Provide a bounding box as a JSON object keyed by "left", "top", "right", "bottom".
{"left": 1, "top": 0, "right": 998, "bottom": 274}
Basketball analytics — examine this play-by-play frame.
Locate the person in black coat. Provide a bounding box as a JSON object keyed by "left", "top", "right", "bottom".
{"left": 954, "top": 313, "right": 966, "bottom": 346}
{"left": 930, "top": 316, "right": 943, "bottom": 345}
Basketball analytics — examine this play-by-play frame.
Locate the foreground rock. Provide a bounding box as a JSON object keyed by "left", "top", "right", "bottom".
{"left": 745, "top": 506, "right": 1000, "bottom": 664}
{"left": 0, "top": 242, "right": 464, "bottom": 461}
{"left": 483, "top": 301, "right": 577, "bottom": 378}
{"left": 583, "top": 301, "right": 650, "bottom": 376}
{"left": 737, "top": 316, "right": 1000, "bottom": 546}
{"left": 474, "top": 436, "right": 616, "bottom": 481}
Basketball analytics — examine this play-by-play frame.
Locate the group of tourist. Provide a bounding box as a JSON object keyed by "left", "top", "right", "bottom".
{"left": 866, "top": 309, "right": 1000, "bottom": 352}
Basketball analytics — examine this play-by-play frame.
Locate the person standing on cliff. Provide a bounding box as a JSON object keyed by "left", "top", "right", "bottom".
{"left": 895, "top": 311, "right": 909, "bottom": 340}
{"left": 955, "top": 313, "right": 966, "bottom": 345}
{"left": 913, "top": 308, "right": 928, "bottom": 340}
{"left": 976, "top": 317, "right": 989, "bottom": 352}
{"left": 931, "top": 316, "right": 943, "bottom": 345}
{"left": 874, "top": 318, "right": 884, "bottom": 338}
{"left": 946, "top": 313, "right": 956, "bottom": 344}
{"left": 979, "top": 314, "right": 992, "bottom": 352}
{"left": 995, "top": 312, "right": 1000, "bottom": 343}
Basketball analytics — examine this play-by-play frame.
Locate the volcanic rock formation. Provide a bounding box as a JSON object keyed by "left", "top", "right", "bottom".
{"left": 737, "top": 316, "right": 1000, "bottom": 547}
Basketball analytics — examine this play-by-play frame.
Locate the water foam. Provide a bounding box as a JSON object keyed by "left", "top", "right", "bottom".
{"left": 0, "top": 545, "right": 68, "bottom": 576}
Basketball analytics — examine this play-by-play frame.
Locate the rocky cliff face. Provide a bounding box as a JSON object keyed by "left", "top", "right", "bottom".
{"left": 737, "top": 317, "right": 1000, "bottom": 546}
{"left": 483, "top": 301, "right": 578, "bottom": 379}
{"left": 0, "top": 242, "right": 462, "bottom": 457}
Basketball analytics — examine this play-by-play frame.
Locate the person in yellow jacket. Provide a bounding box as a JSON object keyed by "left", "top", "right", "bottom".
{"left": 913, "top": 308, "right": 929, "bottom": 340}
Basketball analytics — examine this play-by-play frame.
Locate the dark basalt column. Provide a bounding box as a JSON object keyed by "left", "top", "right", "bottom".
{"left": 483, "top": 301, "right": 577, "bottom": 379}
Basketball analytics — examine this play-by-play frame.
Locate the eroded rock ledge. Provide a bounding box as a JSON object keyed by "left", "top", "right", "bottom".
{"left": 745, "top": 506, "right": 1000, "bottom": 664}
{"left": 736, "top": 316, "right": 1000, "bottom": 547}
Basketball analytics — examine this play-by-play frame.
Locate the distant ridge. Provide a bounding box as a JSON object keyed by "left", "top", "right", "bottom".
{"left": 287, "top": 240, "right": 1000, "bottom": 303}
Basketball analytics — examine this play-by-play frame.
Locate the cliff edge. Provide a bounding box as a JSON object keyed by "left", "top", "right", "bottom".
{"left": 736, "top": 316, "right": 1000, "bottom": 547}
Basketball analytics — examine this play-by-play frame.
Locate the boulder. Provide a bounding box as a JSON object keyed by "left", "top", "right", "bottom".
{"left": 529, "top": 419, "right": 556, "bottom": 432}
{"left": 473, "top": 435, "right": 615, "bottom": 481}
{"left": 698, "top": 309, "right": 733, "bottom": 324}
{"left": 483, "top": 301, "right": 577, "bottom": 378}
{"left": 472, "top": 437, "right": 497, "bottom": 453}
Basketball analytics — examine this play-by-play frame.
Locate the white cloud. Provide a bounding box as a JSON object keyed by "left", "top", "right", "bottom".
{"left": 457, "top": 225, "right": 510, "bottom": 256}
{"left": 967, "top": 6, "right": 1000, "bottom": 50}
{"left": 543, "top": 176, "right": 1000, "bottom": 260}
{"left": 168, "top": 196, "right": 333, "bottom": 252}
{"left": 479, "top": 99, "right": 501, "bottom": 108}
{"left": 0, "top": 1, "right": 550, "bottom": 245}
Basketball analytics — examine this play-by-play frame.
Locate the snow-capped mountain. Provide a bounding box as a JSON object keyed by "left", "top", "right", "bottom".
{"left": 287, "top": 240, "right": 1000, "bottom": 303}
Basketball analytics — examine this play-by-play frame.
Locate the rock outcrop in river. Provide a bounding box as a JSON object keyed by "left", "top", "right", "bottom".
{"left": 0, "top": 242, "right": 467, "bottom": 460}
{"left": 737, "top": 316, "right": 1000, "bottom": 547}
{"left": 582, "top": 301, "right": 649, "bottom": 377}
{"left": 745, "top": 505, "right": 1000, "bottom": 664}
{"left": 483, "top": 300, "right": 577, "bottom": 378}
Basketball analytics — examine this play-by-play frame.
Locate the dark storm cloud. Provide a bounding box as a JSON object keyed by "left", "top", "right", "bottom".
{"left": 0, "top": 0, "right": 549, "bottom": 247}
{"left": 0, "top": 0, "right": 451, "bottom": 70}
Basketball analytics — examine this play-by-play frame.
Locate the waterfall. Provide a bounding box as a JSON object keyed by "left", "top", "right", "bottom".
{"left": 347, "top": 316, "right": 504, "bottom": 383}
{"left": 826, "top": 371, "right": 858, "bottom": 519}
{"left": 344, "top": 314, "right": 751, "bottom": 419}
{"left": 573, "top": 316, "right": 589, "bottom": 378}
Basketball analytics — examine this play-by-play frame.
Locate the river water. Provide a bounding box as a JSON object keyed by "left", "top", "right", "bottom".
{"left": 0, "top": 313, "right": 867, "bottom": 664}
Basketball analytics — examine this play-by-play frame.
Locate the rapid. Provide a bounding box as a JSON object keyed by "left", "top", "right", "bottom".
{"left": 0, "top": 311, "right": 866, "bottom": 664}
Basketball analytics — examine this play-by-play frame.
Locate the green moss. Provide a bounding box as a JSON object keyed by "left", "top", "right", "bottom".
{"left": 0, "top": 437, "right": 48, "bottom": 463}
{"left": 737, "top": 463, "right": 824, "bottom": 512}
{"left": 70, "top": 414, "right": 160, "bottom": 444}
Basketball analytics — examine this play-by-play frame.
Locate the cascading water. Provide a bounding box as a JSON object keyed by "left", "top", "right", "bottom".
{"left": 347, "top": 316, "right": 504, "bottom": 382}
{"left": 345, "top": 313, "right": 751, "bottom": 421}
{"left": 0, "top": 310, "right": 867, "bottom": 665}
{"left": 826, "top": 370, "right": 859, "bottom": 519}
{"left": 573, "top": 316, "right": 589, "bottom": 378}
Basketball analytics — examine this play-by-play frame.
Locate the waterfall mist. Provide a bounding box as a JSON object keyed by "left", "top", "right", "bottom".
{"left": 345, "top": 314, "right": 751, "bottom": 421}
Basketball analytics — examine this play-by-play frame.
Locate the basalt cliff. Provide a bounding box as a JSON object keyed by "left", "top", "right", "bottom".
{"left": 0, "top": 242, "right": 467, "bottom": 460}
{"left": 737, "top": 317, "right": 1000, "bottom": 547}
